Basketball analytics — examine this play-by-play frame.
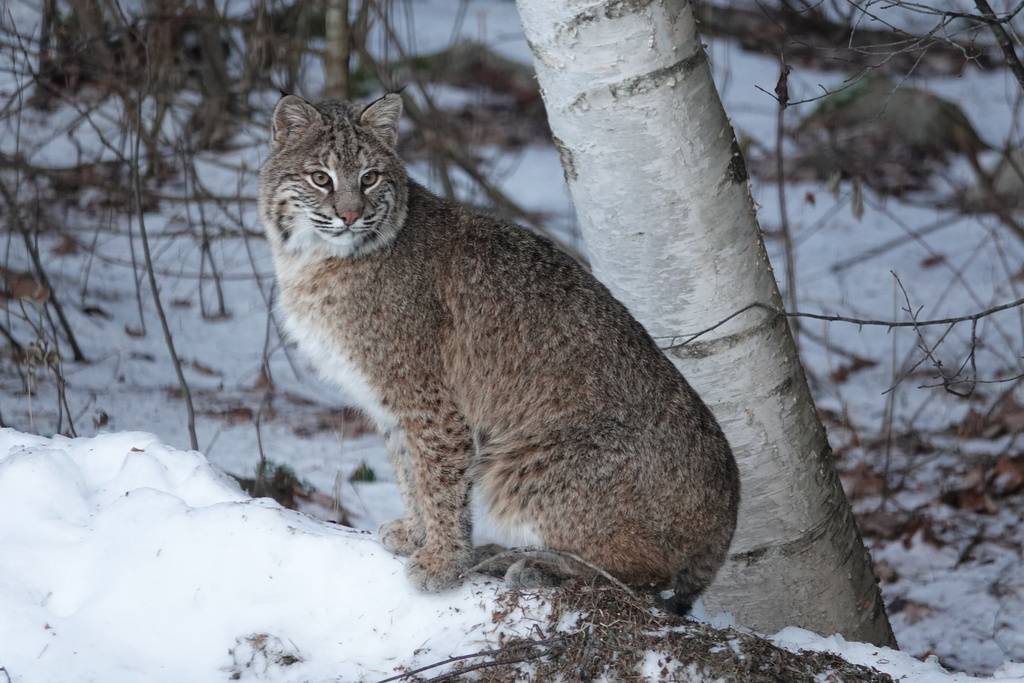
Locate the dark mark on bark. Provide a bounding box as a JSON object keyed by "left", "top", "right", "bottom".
{"left": 552, "top": 136, "right": 578, "bottom": 182}
{"left": 604, "top": 0, "right": 656, "bottom": 20}
{"left": 566, "top": 0, "right": 657, "bottom": 33}
{"left": 608, "top": 49, "right": 707, "bottom": 99}
{"left": 725, "top": 134, "right": 749, "bottom": 184}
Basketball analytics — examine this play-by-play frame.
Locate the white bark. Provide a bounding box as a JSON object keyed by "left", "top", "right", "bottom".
{"left": 515, "top": 0, "right": 895, "bottom": 646}
{"left": 323, "top": 0, "right": 350, "bottom": 100}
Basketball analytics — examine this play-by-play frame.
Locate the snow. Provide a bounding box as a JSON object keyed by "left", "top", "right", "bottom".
{"left": 0, "top": 429, "right": 552, "bottom": 683}
{"left": 771, "top": 627, "right": 1024, "bottom": 683}
{"left": 0, "top": 427, "right": 1019, "bottom": 683}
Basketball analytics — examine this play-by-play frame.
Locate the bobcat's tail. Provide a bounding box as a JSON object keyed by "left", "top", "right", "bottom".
{"left": 656, "top": 572, "right": 704, "bottom": 616}
{"left": 657, "top": 547, "right": 728, "bottom": 616}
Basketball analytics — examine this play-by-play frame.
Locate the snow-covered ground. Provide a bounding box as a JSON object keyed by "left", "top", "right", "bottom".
{"left": 2, "top": 0, "right": 1023, "bottom": 679}
{"left": 0, "top": 429, "right": 551, "bottom": 682}
{"left": 4, "top": 427, "right": 1024, "bottom": 682}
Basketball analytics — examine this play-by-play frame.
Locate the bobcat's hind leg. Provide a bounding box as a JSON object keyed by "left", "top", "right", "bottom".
{"left": 471, "top": 543, "right": 514, "bottom": 578}
{"left": 472, "top": 547, "right": 575, "bottom": 589}
{"left": 505, "top": 556, "right": 572, "bottom": 589}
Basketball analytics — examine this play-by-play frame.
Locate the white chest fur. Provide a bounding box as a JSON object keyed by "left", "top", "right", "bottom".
{"left": 280, "top": 307, "right": 399, "bottom": 434}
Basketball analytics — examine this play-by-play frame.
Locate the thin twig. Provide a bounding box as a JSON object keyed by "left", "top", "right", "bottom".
{"left": 830, "top": 214, "right": 962, "bottom": 272}
{"left": 470, "top": 545, "right": 638, "bottom": 596}
{"left": 420, "top": 649, "right": 552, "bottom": 683}
{"left": 0, "top": 321, "right": 23, "bottom": 353}
{"left": 974, "top": 0, "right": 1024, "bottom": 93}
{"left": 886, "top": 272, "right": 975, "bottom": 397}
{"left": 773, "top": 56, "right": 799, "bottom": 346}
{"left": 375, "top": 637, "right": 561, "bottom": 683}
{"left": 661, "top": 294, "right": 1024, "bottom": 350}
{"left": 130, "top": 93, "right": 199, "bottom": 451}
{"left": 0, "top": 180, "right": 87, "bottom": 362}
{"left": 55, "top": 356, "right": 77, "bottom": 437}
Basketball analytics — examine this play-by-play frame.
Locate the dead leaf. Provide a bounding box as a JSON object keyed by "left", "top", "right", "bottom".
{"left": 774, "top": 62, "right": 792, "bottom": 110}
{"left": 5, "top": 270, "right": 50, "bottom": 306}
{"left": 856, "top": 510, "right": 906, "bottom": 540}
{"left": 991, "top": 454, "right": 1024, "bottom": 495}
{"left": 851, "top": 178, "right": 864, "bottom": 220}
{"left": 961, "top": 463, "right": 987, "bottom": 491}
{"left": 841, "top": 462, "right": 887, "bottom": 499}
{"left": 940, "top": 464, "right": 997, "bottom": 513}
{"left": 223, "top": 407, "right": 254, "bottom": 425}
{"left": 958, "top": 396, "right": 1024, "bottom": 440}
{"left": 889, "top": 597, "right": 937, "bottom": 625}
{"left": 874, "top": 558, "right": 899, "bottom": 584}
{"left": 283, "top": 391, "right": 316, "bottom": 406}
{"left": 829, "top": 356, "right": 879, "bottom": 384}
{"left": 50, "top": 235, "right": 80, "bottom": 256}
{"left": 901, "top": 518, "right": 944, "bottom": 549}
{"left": 191, "top": 360, "right": 219, "bottom": 376}
{"left": 993, "top": 395, "right": 1024, "bottom": 433}
{"left": 957, "top": 408, "right": 993, "bottom": 439}
{"left": 82, "top": 305, "right": 111, "bottom": 319}
{"left": 828, "top": 169, "right": 842, "bottom": 197}
{"left": 949, "top": 488, "right": 997, "bottom": 514}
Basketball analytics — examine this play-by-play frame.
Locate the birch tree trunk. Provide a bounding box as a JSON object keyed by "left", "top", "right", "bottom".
{"left": 514, "top": 0, "right": 896, "bottom": 647}
{"left": 323, "top": 0, "right": 351, "bottom": 100}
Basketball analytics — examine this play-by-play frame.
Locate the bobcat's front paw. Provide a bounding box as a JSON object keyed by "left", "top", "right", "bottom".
{"left": 406, "top": 546, "right": 471, "bottom": 592}
{"left": 378, "top": 518, "right": 424, "bottom": 557}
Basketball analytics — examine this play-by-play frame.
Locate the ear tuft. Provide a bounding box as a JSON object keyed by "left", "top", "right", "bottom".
{"left": 271, "top": 95, "right": 319, "bottom": 151}
{"left": 359, "top": 93, "right": 403, "bottom": 148}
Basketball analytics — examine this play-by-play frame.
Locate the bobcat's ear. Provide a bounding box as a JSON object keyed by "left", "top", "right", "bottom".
{"left": 271, "top": 95, "right": 319, "bottom": 151}
{"left": 360, "top": 93, "right": 403, "bottom": 148}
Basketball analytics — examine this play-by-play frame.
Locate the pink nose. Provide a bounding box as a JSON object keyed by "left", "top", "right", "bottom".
{"left": 338, "top": 211, "right": 361, "bottom": 226}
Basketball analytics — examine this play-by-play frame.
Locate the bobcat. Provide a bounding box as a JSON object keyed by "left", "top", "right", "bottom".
{"left": 258, "top": 93, "right": 740, "bottom": 613}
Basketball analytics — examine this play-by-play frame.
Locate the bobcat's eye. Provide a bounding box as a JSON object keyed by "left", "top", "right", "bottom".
{"left": 360, "top": 170, "right": 380, "bottom": 189}
{"left": 310, "top": 171, "right": 332, "bottom": 189}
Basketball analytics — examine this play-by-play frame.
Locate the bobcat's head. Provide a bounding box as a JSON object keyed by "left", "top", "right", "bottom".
{"left": 258, "top": 94, "right": 408, "bottom": 258}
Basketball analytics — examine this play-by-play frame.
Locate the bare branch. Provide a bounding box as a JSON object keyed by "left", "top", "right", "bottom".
{"left": 974, "top": 0, "right": 1024, "bottom": 94}
{"left": 375, "top": 637, "right": 560, "bottom": 683}
{"left": 130, "top": 92, "right": 198, "bottom": 451}
{"left": 0, "top": 181, "right": 86, "bottom": 362}
{"left": 662, "top": 294, "right": 1024, "bottom": 350}
{"left": 883, "top": 273, "right": 976, "bottom": 397}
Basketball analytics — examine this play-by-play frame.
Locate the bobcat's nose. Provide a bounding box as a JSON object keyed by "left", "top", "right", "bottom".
{"left": 338, "top": 211, "right": 361, "bottom": 226}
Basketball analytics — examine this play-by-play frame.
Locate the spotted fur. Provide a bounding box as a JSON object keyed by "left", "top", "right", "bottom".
{"left": 258, "top": 94, "right": 740, "bottom": 612}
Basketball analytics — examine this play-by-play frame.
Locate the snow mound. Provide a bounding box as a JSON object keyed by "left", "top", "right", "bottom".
{"left": 0, "top": 429, "right": 543, "bottom": 682}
